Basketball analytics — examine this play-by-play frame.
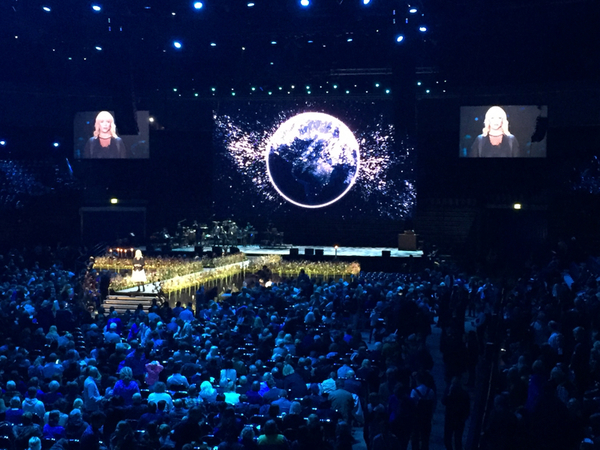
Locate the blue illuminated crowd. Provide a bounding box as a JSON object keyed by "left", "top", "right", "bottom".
{"left": 1, "top": 244, "right": 600, "bottom": 450}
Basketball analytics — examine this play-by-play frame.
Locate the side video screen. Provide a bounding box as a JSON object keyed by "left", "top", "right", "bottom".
{"left": 460, "top": 105, "right": 548, "bottom": 158}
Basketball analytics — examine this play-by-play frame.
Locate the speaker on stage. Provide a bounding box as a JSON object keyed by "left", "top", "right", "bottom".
{"left": 212, "top": 246, "right": 223, "bottom": 257}
{"left": 382, "top": 250, "right": 391, "bottom": 258}
{"left": 315, "top": 249, "right": 324, "bottom": 257}
{"left": 289, "top": 248, "right": 299, "bottom": 256}
{"left": 304, "top": 248, "right": 314, "bottom": 256}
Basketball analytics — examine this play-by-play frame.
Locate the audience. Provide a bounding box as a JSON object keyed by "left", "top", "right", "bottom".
{"left": 4, "top": 242, "right": 600, "bottom": 450}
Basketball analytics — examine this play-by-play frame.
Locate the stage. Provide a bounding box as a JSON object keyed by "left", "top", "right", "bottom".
{"left": 169, "top": 244, "right": 423, "bottom": 259}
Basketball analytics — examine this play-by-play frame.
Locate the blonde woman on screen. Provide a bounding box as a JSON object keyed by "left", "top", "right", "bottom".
{"left": 83, "top": 111, "right": 127, "bottom": 158}
{"left": 469, "top": 106, "right": 520, "bottom": 157}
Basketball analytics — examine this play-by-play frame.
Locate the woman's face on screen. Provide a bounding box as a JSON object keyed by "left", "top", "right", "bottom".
{"left": 488, "top": 115, "right": 503, "bottom": 132}
{"left": 99, "top": 118, "right": 112, "bottom": 134}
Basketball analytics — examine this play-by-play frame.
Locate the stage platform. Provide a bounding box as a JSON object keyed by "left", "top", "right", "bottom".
{"left": 169, "top": 244, "right": 423, "bottom": 259}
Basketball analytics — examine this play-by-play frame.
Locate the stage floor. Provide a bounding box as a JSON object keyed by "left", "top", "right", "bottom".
{"left": 170, "top": 244, "right": 423, "bottom": 259}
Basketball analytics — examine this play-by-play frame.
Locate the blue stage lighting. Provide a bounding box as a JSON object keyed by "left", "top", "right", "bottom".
{"left": 42, "top": 6, "right": 51, "bottom": 12}
{"left": 363, "top": 0, "right": 371, "bottom": 4}
{"left": 396, "top": 34, "right": 405, "bottom": 43}
{"left": 53, "top": 142, "right": 60, "bottom": 148}
{"left": 0, "top": 141, "right": 6, "bottom": 146}
{"left": 92, "top": 5, "right": 101, "bottom": 12}
{"left": 419, "top": 26, "right": 427, "bottom": 32}
{"left": 173, "top": 41, "right": 182, "bottom": 49}
{"left": 409, "top": 7, "right": 417, "bottom": 13}
{"left": 247, "top": 2, "right": 255, "bottom": 6}
{"left": 193, "top": 1, "right": 203, "bottom": 9}
{"left": 300, "top": 0, "right": 310, "bottom": 6}
{"left": 95, "top": 46, "right": 102, "bottom": 51}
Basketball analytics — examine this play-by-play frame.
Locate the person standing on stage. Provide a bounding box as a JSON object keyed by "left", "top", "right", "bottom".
{"left": 132, "top": 250, "right": 147, "bottom": 292}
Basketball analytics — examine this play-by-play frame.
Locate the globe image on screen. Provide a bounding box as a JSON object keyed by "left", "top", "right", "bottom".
{"left": 266, "top": 112, "right": 360, "bottom": 208}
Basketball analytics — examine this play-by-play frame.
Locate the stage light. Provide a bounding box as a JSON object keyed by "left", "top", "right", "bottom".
{"left": 193, "top": 1, "right": 203, "bottom": 9}
{"left": 409, "top": 7, "right": 417, "bottom": 13}
{"left": 425, "top": 89, "right": 430, "bottom": 93}
{"left": 53, "top": 142, "right": 60, "bottom": 147}
{"left": 247, "top": 2, "right": 255, "bottom": 6}
{"left": 419, "top": 26, "right": 427, "bottom": 32}
{"left": 271, "top": 41, "right": 277, "bottom": 45}
{"left": 0, "top": 141, "right": 6, "bottom": 146}
{"left": 110, "top": 198, "right": 119, "bottom": 204}
{"left": 396, "top": 34, "right": 405, "bottom": 43}
{"left": 42, "top": 6, "right": 51, "bottom": 12}
{"left": 375, "top": 83, "right": 380, "bottom": 87}
{"left": 92, "top": 5, "right": 101, "bottom": 12}
{"left": 149, "top": 117, "right": 155, "bottom": 123}
{"left": 173, "top": 41, "right": 182, "bottom": 49}
{"left": 95, "top": 46, "right": 102, "bottom": 51}
{"left": 300, "top": 0, "right": 310, "bottom": 7}
{"left": 513, "top": 203, "right": 522, "bottom": 210}
{"left": 210, "top": 42, "right": 216, "bottom": 47}
{"left": 347, "top": 38, "right": 353, "bottom": 42}
{"left": 363, "top": 0, "right": 371, "bottom": 4}
{"left": 417, "top": 81, "right": 421, "bottom": 85}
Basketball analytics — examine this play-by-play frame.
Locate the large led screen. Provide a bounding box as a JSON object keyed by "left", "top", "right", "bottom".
{"left": 460, "top": 105, "right": 548, "bottom": 158}
{"left": 213, "top": 100, "right": 415, "bottom": 223}
{"left": 74, "top": 111, "right": 150, "bottom": 159}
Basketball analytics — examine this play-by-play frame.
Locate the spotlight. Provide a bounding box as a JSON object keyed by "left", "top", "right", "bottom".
{"left": 42, "top": 6, "right": 51, "bottom": 12}
{"left": 513, "top": 203, "right": 522, "bottom": 210}
{"left": 396, "top": 34, "right": 405, "bottom": 43}
{"left": 409, "top": 7, "right": 417, "bottom": 13}
{"left": 110, "top": 198, "right": 119, "bottom": 204}
{"left": 173, "top": 40, "right": 182, "bottom": 49}
{"left": 247, "top": 2, "right": 255, "bottom": 6}
{"left": 419, "top": 26, "right": 427, "bottom": 32}
{"left": 0, "top": 141, "right": 6, "bottom": 146}
{"left": 363, "top": 0, "right": 371, "bottom": 4}
{"left": 210, "top": 42, "right": 216, "bottom": 47}
{"left": 95, "top": 46, "right": 102, "bottom": 51}
{"left": 52, "top": 142, "right": 60, "bottom": 148}
{"left": 92, "top": 4, "right": 101, "bottom": 12}
{"left": 193, "top": 1, "right": 203, "bottom": 9}
{"left": 300, "top": 0, "right": 309, "bottom": 6}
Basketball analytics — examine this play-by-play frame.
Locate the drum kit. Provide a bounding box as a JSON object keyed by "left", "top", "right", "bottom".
{"left": 180, "top": 219, "right": 257, "bottom": 247}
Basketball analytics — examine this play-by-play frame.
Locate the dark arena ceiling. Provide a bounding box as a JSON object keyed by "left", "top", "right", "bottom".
{"left": 1, "top": 0, "right": 598, "bottom": 100}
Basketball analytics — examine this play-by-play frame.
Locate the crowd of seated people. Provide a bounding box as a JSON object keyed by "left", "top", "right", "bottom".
{"left": 3, "top": 243, "right": 600, "bottom": 450}
{"left": 0, "top": 160, "right": 77, "bottom": 210}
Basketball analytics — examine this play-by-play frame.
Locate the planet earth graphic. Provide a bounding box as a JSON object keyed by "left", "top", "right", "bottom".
{"left": 266, "top": 112, "right": 360, "bottom": 208}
